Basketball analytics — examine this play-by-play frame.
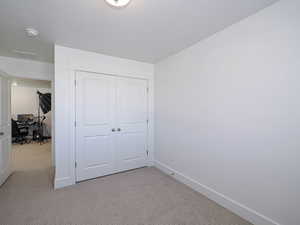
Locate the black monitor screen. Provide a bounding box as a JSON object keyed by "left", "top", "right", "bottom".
{"left": 17, "top": 114, "right": 34, "bottom": 122}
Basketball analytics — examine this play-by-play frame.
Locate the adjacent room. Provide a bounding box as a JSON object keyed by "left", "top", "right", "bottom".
{"left": 0, "top": 1, "right": 299, "bottom": 225}
{"left": 10, "top": 77, "right": 52, "bottom": 175}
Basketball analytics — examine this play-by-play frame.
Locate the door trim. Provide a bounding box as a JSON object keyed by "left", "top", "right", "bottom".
{"left": 73, "top": 70, "right": 152, "bottom": 183}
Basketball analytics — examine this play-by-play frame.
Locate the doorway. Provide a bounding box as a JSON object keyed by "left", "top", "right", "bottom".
{"left": 10, "top": 77, "right": 53, "bottom": 181}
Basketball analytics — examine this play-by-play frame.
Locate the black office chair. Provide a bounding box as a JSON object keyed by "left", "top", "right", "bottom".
{"left": 11, "top": 119, "right": 29, "bottom": 144}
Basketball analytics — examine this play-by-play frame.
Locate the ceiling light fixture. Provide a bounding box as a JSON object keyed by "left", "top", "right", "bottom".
{"left": 105, "top": 0, "right": 131, "bottom": 8}
{"left": 25, "top": 28, "right": 39, "bottom": 37}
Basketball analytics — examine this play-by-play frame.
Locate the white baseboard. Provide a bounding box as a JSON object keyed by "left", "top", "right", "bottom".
{"left": 54, "top": 177, "right": 75, "bottom": 189}
{"left": 154, "top": 160, "right": 280, "bottom": 225}
{"left": 147, "top": 160, "right": 154, "bottom": 167}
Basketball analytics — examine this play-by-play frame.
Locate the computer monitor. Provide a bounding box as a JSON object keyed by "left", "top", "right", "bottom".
{"left": 17, "top": 114, "right": 34, "bottom": 122}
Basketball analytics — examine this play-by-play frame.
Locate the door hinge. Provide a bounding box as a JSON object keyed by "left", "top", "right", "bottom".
{"left": 74, "top": 121, "right": 77, "bottom": 127}
{"left": 147, "top": 87, "right": 149, "bottom": 93}
{"left": 146, "top": 150, "right": 149, "bottom": 156}
{"left": 74, "top": 80, "right": 77, "bottom": 86}
{"left": 147, "top": 119, "right": 149, "bottom": 124}
{"left": 75, "top": 162, "right": 77, "bottom": 168}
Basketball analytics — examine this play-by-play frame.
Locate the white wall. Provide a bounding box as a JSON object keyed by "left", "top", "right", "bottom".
{"left": 54, "top": 45, "right": 154, "bottom": 188}
{"left": 11, "top": 78, "right": 51, "bottom": 89}
{"left": 11, "top": 86, "right": 52, "bottom": 136}
{"left": 0, "top": 56, "right": 53, "bottom": 81}
{"left": 154, "top": 1, "right": 300, "bottom": 225}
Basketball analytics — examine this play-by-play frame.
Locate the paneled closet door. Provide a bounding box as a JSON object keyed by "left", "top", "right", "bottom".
{"left": 75, "top": 72, "right": 116, "bottom": 182}
{"left": 115, "top": 77, "right": 148, "bottom": 172}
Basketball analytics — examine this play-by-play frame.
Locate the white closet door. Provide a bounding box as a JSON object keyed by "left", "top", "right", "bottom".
{"left": 0, "top": 75, "right": 12, "bottom": 186}
{"left": 75, "top": 72, "right": 148, "bottom": 182}
{"left": 75, "top": 72, "right": 115, "bottom": 181}
{"left": 115, "top": 77, "right": 148, "bottom": 171}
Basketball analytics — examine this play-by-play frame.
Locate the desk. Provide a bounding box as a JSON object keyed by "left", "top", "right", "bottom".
{"left": 16, "top": 121, "right": 38, "bottom": 140}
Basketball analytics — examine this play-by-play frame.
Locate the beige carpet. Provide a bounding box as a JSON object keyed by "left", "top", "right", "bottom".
{"left": 0, "top": 143, "right": 252, "bottom": 225}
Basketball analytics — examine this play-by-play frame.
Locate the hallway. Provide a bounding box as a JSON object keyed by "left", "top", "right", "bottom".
{"left": 12, "top": 142, "right": 52, "bottom": 171}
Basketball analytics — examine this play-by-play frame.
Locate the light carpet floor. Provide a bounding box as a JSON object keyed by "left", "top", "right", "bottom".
{"left": 0, "top": 142, "right": 252, "bottom": 225}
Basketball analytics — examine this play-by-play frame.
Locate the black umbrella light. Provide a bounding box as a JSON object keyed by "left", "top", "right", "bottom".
{"left": 37, "top": 91, "right": 51, "bottom": 114}
{"left": 36, "top": 91, "right": 51, "bottom": 143}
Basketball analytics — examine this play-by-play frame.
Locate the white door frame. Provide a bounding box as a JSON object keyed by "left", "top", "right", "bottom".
{"left": 55, "top": 68, "right": 153, "bottom": 189}
{"left": 74, "top": 71, "right": 150, "bottom": 182}
{"left": 54, "top": 46, "right": 154, "bottom": 189}
{"left": 0, "top": 67, "right": 54, "bottom": 187}
{"left": 73, "top": 70, "right": 152, "bottom": 182}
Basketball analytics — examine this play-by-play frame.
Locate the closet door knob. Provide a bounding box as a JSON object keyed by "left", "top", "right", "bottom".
{"left": 117, "top": 128, "right": 121, "bottom": 132}
{"left": 112, "top": 128, "right": 116, "bottom": 132}
{"left": 0, "top": 132, "right": 4, "bottom": 136}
